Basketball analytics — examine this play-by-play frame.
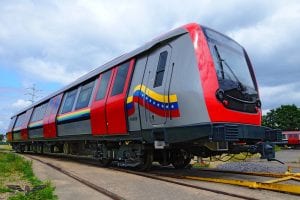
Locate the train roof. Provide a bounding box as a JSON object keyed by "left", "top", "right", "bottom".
{"left": 12, "top": 25, "right": 190, "bottom": 117}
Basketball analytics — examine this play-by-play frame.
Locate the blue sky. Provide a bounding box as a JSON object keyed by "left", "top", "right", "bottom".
{"left": 1, "top": 0, "right": 300, "bottom": 134}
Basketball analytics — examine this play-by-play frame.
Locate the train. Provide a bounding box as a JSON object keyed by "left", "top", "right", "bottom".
{"left": 6, "top": 23, "right": 282, "bottom": 170}
{"left": 282, "top": 131, "right": 300, "bottom": 148}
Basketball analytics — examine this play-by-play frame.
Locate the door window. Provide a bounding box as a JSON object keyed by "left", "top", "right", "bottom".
{"left": 111, "top": 62, "right": 130, "bottom": 96}
{"left": 154, "top": 51, "right": 168, "bottom": 87}
{"left": 95, "top": 70, "right": 112, "bottom": 101}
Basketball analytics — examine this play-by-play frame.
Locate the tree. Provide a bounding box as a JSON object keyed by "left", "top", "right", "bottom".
{"left": 0, "top": 134, "right": 4, "bottom": 142}
{"left": 262, "top": 104, "right": 300, "bottom": 131}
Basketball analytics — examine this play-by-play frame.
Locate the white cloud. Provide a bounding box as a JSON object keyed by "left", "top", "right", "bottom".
{"left": 228, "top": 2, "right": 300, "bottom": 56}
{"left": 20, "top": 58, "right": 87, "bottom": 85}
{"left": 260, "top": 82, "right": 300, "bottom": 110}
{"left": 12, "top": 99, "right": 31, "bottom": 110}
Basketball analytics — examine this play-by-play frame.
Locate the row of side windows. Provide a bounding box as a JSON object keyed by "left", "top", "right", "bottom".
{"left": 12, "top": 61, "right": 132, "bottom": 127}
{"left": 60, "top": 61, "right": 131, "bottom": 114}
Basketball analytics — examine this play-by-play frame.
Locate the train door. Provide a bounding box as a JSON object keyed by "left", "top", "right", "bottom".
{"left": 90, "top": 70, "right": 114, "bottom": 135}
{"left": 43, "top": 94, "right": 63, "bottom": 138}
{"left": 106, "top": 60, "right": 135, "bottom": 134}
{"left": 142, "top": 45, "right": 173, "bottom": 125}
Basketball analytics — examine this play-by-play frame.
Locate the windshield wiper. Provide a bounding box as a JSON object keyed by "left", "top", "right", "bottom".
{"left": 213, "top": 45, "right": 245, "bottom": 91}
{"left": 213, "top": 45, "right": 225, "bottom": 80}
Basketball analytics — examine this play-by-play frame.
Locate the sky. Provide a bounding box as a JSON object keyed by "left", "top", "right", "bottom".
{"left": 1, "top": 0, "right": 300, "bottom": 133}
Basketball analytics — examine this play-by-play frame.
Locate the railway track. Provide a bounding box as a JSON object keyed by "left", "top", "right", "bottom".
{"left": 25, "top": 154, "right": 126, "bottom": 200}
{"left": 22, "top": 152, "right": 300, "bottom": 199}
{"left": 23, "top": 153, "right": 257, "bottom": 200}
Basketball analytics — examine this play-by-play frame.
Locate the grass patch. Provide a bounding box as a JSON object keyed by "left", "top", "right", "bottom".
{"left": 274, "top": 145, "right": 282, "bottom": 152}
{"left": 0, "top": 144, "right": 12, "bottom": 151}
{"left": 0, "top": 152, "right": 57, "bottom": 200}
{"left": 192, "top": 153, "right": 260, "bottom": 168}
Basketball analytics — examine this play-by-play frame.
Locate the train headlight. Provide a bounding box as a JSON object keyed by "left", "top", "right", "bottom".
{"left": 256, "top": 100, "right": 261, "bottom": 108}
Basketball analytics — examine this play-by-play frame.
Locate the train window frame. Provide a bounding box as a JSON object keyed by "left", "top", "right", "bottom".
{"left": 154, "top": 51, "right": 168, "bottom": 88}
{"left": 111, "top": 62, "right": 130, "bottom": 96}
{"left": 14, "top": 112, "right": 26, "bottom": 128}
{"left": 60, "top": 88, "right": 78, "bottom": 114}
{"left": 75, "top": 80, "right": 95, "bottom": 110}
{"left": 95, "top": 70, "right": 112, "bottom": 101}
{"left": 8, "top": 116, "right": 17, "bottom": 131}
{"left": 30, "top": 102, "right": 49, "bottom": 122}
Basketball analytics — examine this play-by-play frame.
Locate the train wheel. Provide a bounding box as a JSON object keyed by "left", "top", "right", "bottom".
{"left": 37, "top": 144, "right": 43, "bottom": 154}
{"left": 137, "top": 149, "right": 153, "bottom": 171}
{"left": 171, "top": 149, "right": 191, "bottom": 169}
{"left": 98, "top": 158, "right": 112, "bottom": 167}
{"left": 63, "top": 143, "right": 70, "bottom": 154}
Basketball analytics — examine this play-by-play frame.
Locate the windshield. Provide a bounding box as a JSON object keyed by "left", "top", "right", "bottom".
{"left": 204, "top": 28, "right": 256, "bottom": 92}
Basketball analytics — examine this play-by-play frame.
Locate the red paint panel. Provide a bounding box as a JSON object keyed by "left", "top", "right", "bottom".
{"left": 20, "top": 108, "right": 33, "bottom": 140}
{"left": 90, "top": 72, "right": 114, "bottom": 135}
{"left": 43, "top": 94, "right": 63, "bottom": 138}
{"left": 183, "top": 23, "right": 261, "bottom": 126}
{"left": 6, "top": 132, "right": 12, "bottom": 142}
{"left": 6, "top": 117, "right": 16, "bottom": 142}
{"left": 106, "top": 59, "right": 135, "bottom": 135}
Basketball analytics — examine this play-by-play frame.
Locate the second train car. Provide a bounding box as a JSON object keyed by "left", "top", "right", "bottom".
{"left": 6, "top": 23, "right": 281, "bottom": 170}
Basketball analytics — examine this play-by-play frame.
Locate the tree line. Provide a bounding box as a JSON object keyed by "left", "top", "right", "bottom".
{"left": 262, "top": 104, "right": 300, "bottom": 131}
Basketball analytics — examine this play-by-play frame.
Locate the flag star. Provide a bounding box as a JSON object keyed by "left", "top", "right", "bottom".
{"left": 171, "top": 105, "right": 174, "bottom": 108}
{"left": 149, "top": 99, "right": 152, "bottom": 102}
{"left": 157, "top": 103, "right": 160, "bottom": 106}
{"left": 162, "top": 105, "right": 164, "bottom": 108}
{"left": 166, "top": 105, "right": 169, "bottom": 108}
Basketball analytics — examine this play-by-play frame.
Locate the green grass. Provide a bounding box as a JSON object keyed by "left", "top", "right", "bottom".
{"left": 274, "top": 145, "right": 282, "bottom": 152}
{"left": 0, "top": 152, "right": 57, "bottom": 200}
{"left": 0, "top": 144, "right": 12, "bottom": 151}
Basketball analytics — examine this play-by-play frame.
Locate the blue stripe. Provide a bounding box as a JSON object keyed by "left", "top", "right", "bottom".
{"left": 130, "top": 90, "right": 179, "bottom": 111}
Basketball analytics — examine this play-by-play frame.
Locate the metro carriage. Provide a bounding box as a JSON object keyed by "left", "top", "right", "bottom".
{"left": 6, "top": 23, "right": 281, "bottom": 170}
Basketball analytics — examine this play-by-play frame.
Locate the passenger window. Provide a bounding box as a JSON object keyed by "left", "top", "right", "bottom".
{"left": 8, "top": 117, "right": 16, "bottom": 130}
{"left": 75, "top": 81, "right": 95, "bottom": 110}
{"left": 111, "top": 62, "right": 130, "bottom": 96}
{"left": 61, "top": 89, "right": 78, "bottom": 114}
{"left": 14, "top": 113, "right": 26, "bottom": 128}
{"left": 154, "top": 51, "right": 168, "bottom": 87}
{"left": 31, "top": 102, "right": 48, "bottom": 122}
{"left": 96, "top": 70, "right": 112, "bottom": 101}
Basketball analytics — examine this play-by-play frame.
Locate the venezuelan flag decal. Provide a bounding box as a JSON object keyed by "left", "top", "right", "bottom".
{"left": 57, "top": 108, "right": 90, "bottom": 123}
{"left": 127, "top": 84, "right": 180, "bottom": 118}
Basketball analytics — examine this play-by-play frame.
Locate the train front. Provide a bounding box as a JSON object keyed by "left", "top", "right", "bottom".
{"left": 185, "top": 24, "right": 282, "bottom": 160}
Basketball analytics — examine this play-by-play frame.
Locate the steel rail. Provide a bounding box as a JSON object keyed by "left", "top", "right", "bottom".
{"left": 23, "top": 153, "right": 257, "bottom": 200}
{"left": 25, "top": 155, "right": 126, "bottom": 200}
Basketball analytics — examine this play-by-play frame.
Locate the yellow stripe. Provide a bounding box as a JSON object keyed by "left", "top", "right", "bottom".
{"left": 127, "top": 96, "right": 133, "bottom": 103}
{"left": 134, "top": 84, "right": 178, "bottom": 103}
{"left": 57, "top": 108, "right": 90, "bottom": 120}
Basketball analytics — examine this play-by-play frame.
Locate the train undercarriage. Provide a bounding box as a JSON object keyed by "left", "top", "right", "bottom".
{"left": 11, "top": 137, "right": 276, "bottom": 171}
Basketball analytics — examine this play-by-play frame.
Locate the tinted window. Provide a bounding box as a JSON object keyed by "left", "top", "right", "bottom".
{"left": 14, "top": 113, "right": 26, "bottom": 128}
{"left": 96, "top": 70, "right": 112, "bottom": 100}
{"left": 75, "top": 81, "right": 95, "bottom": 110}
{"left": 8, "top": 117, "right": 16, "bottom": 131}
{"left": 30, "top": 102, "right": 49, "bottom": 122}
{"left": 154, "top": 51, "right": 168, "bottom": 87}
{"left": 111, "top": 62, "right": 130, "bottom": 96}
{"left": 61, "top": 89, "right": 78, "bottom": 114}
